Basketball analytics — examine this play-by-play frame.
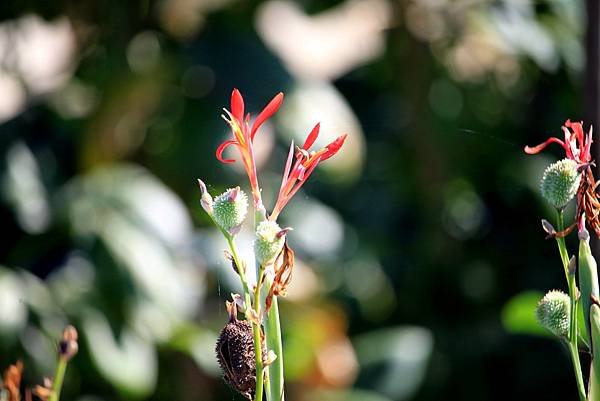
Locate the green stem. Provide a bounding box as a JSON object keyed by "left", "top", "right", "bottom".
{"left": 49, "top": 357, "right": 67, "bottom": 401}
{"left": 556, "top": 211, "right": 586, "bottom": 401}
{"left": 265, "top": 290, "right": 284, "bottom": 401}
{"left": 227, "top": 236, "right": 264, "bottom": 401}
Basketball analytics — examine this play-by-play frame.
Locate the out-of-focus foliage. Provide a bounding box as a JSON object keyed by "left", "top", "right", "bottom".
{"left": 0, "top": 0, "right": 589, "bottom": 400}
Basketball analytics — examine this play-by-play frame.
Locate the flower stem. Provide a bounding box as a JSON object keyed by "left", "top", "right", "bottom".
{"left": 226, "top": 236, "right": 264, "bottom": 401}
{"left": 556, "top": 210, "right": 586, "bottom": 401}
{"left": 265, "top": 291, "right": 284, "bottom": 401}
{"left": 49, "top": 357, "right": 67, "bottom": 401}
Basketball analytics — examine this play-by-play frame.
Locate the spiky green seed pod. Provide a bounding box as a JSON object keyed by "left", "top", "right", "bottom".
{"left": 213, "top": 187, "right": 248, "bottom": 234}
{"left": 536, "top": 290, "right": 570, "bottom": 338}
{"left": 254, "top": 221, "right": 286, "bottom": 266}
{"left": 540, "top": 159, "right": 580, "bottom": 209}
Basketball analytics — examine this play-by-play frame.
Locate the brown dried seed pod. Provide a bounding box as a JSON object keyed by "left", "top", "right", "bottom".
{"left": 215, "top": 302, "right": 257, "bottom": 400}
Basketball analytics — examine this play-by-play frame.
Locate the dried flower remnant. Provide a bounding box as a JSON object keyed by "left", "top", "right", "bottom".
{"left": 266, "top": 242, "right": 295, "bottom": 312}
{"left": 2, "top": 361, "right": 23, "bottom": 401}
{"left": 215, "top": 301, "right": 261, "bottom": 400}
{"left": 576, "top": 168, "right": 600, "bottom": 238}
{"left": 32, "top": 378, "right": 53, "bottom": 401}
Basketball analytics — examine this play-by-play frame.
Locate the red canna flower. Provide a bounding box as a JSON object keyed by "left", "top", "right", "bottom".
{"left": 270, "top": 123, "right": 347, "bottom": 221}
{"left": 525, "top": 119, "right": 593, "bottom": 164}
{"left": 525, "top": 119, "right": 600, "bottom": 237}
{"left": 218, "top": 89, "right": 284, "bottom": 208}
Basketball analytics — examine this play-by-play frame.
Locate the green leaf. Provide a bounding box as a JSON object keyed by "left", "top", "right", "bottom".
{"left": 353, "top": 326, "right": 433, "bottom": 400}
{"left": 502, "top": 291, "right": 548, "bottom": 337}
{"left": 82, "top": 309, "right": 157, "bottom": 398}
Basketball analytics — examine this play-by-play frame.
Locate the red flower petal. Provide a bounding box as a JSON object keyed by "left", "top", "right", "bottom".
{"left": 321, "top": 134, "right": 347, "bottom": 161}
{"left": 250, "top": 92, "right": 284, "bottom": 140}
{"left": 302, "top": 123, "right": 320, "bottom": 150}
{"left": 231, "top": 89, "right": 245, "bottom": 122}
{"left": 523, "top": 137, "right": 566, "bottom": 155}
{"left": 216, "top": 139, "right": 238, "bottom": 163}
{"left": 567, "top": 119, "right": 585, "bottom": 144}
{"left": 583, "top": 126, "right": 594, "bottom": 162}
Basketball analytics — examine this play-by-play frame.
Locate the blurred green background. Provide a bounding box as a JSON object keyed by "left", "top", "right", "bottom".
{"left": 0, "top": 0, "right": 588, "bottom": 400}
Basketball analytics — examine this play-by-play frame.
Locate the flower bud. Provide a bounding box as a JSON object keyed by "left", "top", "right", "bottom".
{"left": 536, "top": 290, "right": 570, "bottom": 337}
{"left": 59, "top": 325, "right": 79, "bottom": 361}
{"left": 213, "top": 187, "right": 248, "bottom": 234}
{"left": 540, "top": 159, "right": 580, "bottom": 209}
{"left": 197, "top": 179, "right": 214, "bottom": 215}
{"left": 254, "top": 221, "right": 287, "bottom": 266}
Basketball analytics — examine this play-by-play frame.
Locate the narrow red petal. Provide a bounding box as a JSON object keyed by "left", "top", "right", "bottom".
{"left": 302, "top": 123, "right": 320, "bottom": 150}
{"left": 250, "top": 92, "right": 284, "bottom": 140}
{"left": 216, "top": 139, "right": 238, "bottom": 163}
{"left": 321, "top": 134, "right": 348, "bottom": 161}
{"left": 523, "top": 137, "right": 566, "bottom": 154}
{"left": 571, "top": 121, "right": 585, "bottom": 144}
{"left": 231, "top": 89, "right": 245, "bottom": 121}
{"left": 560, "top": 127, "right": 575, "bottom": 159}
{"left": 583, "top": 125, "right": 594, "bottom": 162}
{"left": 279, "top": 141, "right": 295, "bottom": 192}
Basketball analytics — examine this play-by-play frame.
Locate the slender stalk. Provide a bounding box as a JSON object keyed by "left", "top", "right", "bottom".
{"left": 227, "top": 236, "right": 264, "bottom": 401}
{"left": 265, "top": 288, "right": 284, "bottom": 401}
{"left": 556, "top": 211, "right": 587, "bottom": 401}
{"left": 48, "top": 358, "right": 67, "bottom": 401}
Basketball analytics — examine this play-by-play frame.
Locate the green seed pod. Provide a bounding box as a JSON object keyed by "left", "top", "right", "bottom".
{"left": 536, "top": 290, "right": 570, "bottom": 338}
{"left": 254, "top": 221, "right": 286, "bottom": 266}
{"left": 213, "top": 187, "right": 248, "bottom": 234}
{"left": 540, "top": 159, "right": 580, "bottom": 209}
{"left": 579, "top": 228, "right": 599, "bottom": 345}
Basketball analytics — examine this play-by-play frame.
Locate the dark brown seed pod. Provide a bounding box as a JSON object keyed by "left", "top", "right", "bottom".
{"left": 215, "top": 302, "right": 257, "bottom": 400}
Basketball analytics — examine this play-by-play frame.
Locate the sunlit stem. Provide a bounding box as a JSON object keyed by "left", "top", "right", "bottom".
{"left": 556, "top": 210, "right": 586, "bottom": 401}
{"left": 265, "top": 292, "right": 284, "bottom": 401}
{"left": 226, "top": 236, "right": 264, "bottom": 401}
{"left": 48, "top": 357, "right": 68, "bottom": 401}
{"left": 252, "top": 204, "right": 284, "bottom": 401}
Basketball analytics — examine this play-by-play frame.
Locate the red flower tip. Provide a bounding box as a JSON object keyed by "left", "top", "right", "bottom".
{"left": 523, "top": 137, "right": 566, "bottom": 155}
{"left": 322, "top": 134, "right": 347, "bottom": 161}
{"left": 231, "top": 89, "right": 244, "bottom": 121}
{"left": 216, "top": 139, "right": 237, "bottom": 163}
{"left": 302, "top": 123, "right": 321, "bottom": 150}
{"left": 251, "top": 92, "right": 284, "bottom": 139}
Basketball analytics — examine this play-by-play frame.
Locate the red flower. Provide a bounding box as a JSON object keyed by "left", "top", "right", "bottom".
{"left": 525, "top": 119, "right": 593, "bottom": 164}
{"left": 526, "top": 119, "right": 600, "bottom": 236}
{"left": 218, "top": 89, "right": 284, "bottom": 207}
{"left": 270, "top": 123, "right": 347, "bottom": 221}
